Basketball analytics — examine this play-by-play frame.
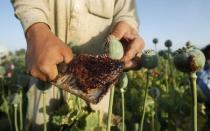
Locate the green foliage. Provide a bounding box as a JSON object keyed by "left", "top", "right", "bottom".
{"left": 0, "top": 66, "right": 6, "bottom": 78}
{"left": 113, "top": 52, "right": 207, "bottom": 131}
{"left": 50, "top": 95, "right": 106, "bottom": 130}
{"left": 0, "top": 46, "right": 209, "bottom": 131}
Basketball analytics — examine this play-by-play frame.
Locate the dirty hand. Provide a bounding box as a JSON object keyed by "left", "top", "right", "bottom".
{"left": 111, "top": 21, "right": 145, "bottom": 70}
{"left": 26, "top": 23, "right": 73, "bottom": 81}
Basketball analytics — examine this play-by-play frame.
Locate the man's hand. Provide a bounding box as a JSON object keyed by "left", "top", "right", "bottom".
{"left": 111, "top": 21, "right": 145, "bottom": 70}
{"left": 26, "top": 23, "right": 73, "bottom": 81}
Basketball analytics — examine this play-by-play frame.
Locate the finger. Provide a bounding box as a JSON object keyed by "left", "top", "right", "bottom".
{"left": 124, "top": 61, "right": 134, "bottom": 70}
{"left": 30, "top": 68, "right": 47, "bottom": 81}
{"left": 110, "top": 22, "right": 129, "bottom": 40}
{"left": 122, "top": 48, "right": 137, "bottom": 63}
{"left": 124, "top": 56, "right": 142, "bottom": 71}
{"left": 124, "top": 31, "right": 138, "bottom": 41}
{"left": 39, "top": 64, "right": 58, "bottom": 81}
{"left": 61, "top": 46, "right": 73, "bottom": 64}
{"left": 122, "top": 36, "right": 145, "bottom": 62}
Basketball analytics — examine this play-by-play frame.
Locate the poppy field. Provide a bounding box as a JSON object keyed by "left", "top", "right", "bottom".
{"left": 0, "top": 40, "right": 208, "bottom": 131}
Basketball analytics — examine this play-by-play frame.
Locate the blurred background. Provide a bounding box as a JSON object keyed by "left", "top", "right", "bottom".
{"left": 0, "top": 0, "right": 210, "bottom": 51}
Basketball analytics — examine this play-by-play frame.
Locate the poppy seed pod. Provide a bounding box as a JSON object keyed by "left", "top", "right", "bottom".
{"left": 173, "top": 45, "right": 205, "bottom": 73}
{"left": 165, "top": 40, "right": 172, "bottom": 48}
{"left": 186, "top": 41, "right": 192, "bottom": 47}
{"left": 140, "top": 49, "right": 158, "bottom": 69}
{"left": 106, "top": 35, "right": 124, "bottom": 60}
{"left": 153, "top": 38, "right": 158, "bottom": 45}
{"left": 149, "top": 87, "right": 160, "bottom": 99}
{"left": 119, "top": 73, "right": 128, "bottom": 92}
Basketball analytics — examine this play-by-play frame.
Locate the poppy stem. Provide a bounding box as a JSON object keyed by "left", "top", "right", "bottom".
{"left": 121, "top": 89, "right": 125, "bottom": 131}
{"left": 14, "top": 104, "right": 19, "bottom": 131}
{"left": 152, "top": 108, "right": 155, "bottom": 131}
{"left": 140, "top": 70, "right": 150, "bottom": 131}
{"left": 19, "top": 90, "right": 23, "bottom": 131}
{"left": 190, "top": 73, "right": 197, "bottom": 131}
{"left": 107, "top": 86, "right": 115, "bottom": 131}
{"left": 43, "top": 91, "right": 47, "bottom": 131}
{"left": 155, "top": 100, "right": 159, "bottom": 131}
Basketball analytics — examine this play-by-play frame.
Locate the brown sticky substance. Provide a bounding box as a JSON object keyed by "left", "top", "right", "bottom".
{"left": 52, "top": 54, "right": 124, "bottom": 103}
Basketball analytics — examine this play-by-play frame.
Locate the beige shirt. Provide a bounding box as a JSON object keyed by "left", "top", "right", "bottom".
{"left": 12, "top": 0, "right": 139, "bottom": 55}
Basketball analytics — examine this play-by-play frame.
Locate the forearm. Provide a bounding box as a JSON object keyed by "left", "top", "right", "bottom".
{"left": 26, "top": 23, "right": 50, "bottom": 44}
{"left": 113, "top": 0, "right": 139, "bottom": 31}
{"left": 11, "top": 0, "right": 50, "bottom": 32}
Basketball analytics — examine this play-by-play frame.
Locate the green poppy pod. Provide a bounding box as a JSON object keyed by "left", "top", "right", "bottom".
{"left": 165, "top": 40, "right": 172, "bottom": 48}
{"left": 149, "top": 87, "right": 160, "bottom": 99}
{"left": 153, "top": 38, "right": 158, "bottom": 45}
{"left": 173, "top": 46, "right": 205, "bottom": 73}
{"left": 106, "top": 35, "right": 124, "bottom": 60}
{"left": 118, "top": 73, "right": 128, "bottom": 91}
{"left": 140, "top": 49, "right": 158, "bottom": 69}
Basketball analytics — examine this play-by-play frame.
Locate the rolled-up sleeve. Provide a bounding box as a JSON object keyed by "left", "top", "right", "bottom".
{"left": 113, "top": 0, "right": 139, "bottom": 31}
{"left": 11, "top": 0, "right": 50, "bottom": 32}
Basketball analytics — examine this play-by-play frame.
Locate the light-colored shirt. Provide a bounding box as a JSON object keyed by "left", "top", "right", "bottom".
{"left": 12, "top": 0, "right": 139, "bottom": 55}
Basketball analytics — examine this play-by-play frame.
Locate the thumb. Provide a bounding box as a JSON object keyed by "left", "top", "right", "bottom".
{"left": 111, "top": 22, "right": 129, "bottom": 40}
{"left": 61, "top": 45, "right": 73, "bottom": 64}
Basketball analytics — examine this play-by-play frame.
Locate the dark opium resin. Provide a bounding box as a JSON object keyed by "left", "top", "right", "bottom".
{"left": 51, "top": 54, "right": 124, "bottom": 104}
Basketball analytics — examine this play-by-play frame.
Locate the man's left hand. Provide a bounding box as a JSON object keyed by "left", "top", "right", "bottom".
{"left": 111, "top": 21, "right": 145, "bottom": 70}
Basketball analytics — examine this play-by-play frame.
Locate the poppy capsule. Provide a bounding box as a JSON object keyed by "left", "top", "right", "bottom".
{"left": 140, "top": 49, "right": 158, "bottom": 69}
{"left": 165, "top": 40, "right": 172, "bottom": 48}
{"left": 153, "top": 38, "right": 158, "bottom": 45}
{"left": 105, "top": 35, "right": 124, "bottom": 60}
{"left": 119, "top": 73, "right": 128, "bottom": 93}
{"left": 173, "top": 45, "right": 205, "bottom": 73}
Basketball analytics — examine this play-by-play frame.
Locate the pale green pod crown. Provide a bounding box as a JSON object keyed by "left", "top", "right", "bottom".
{"left": 106, "top": 35, "right": 124, "bottom": 60}
{"left": 140, "top": 49, "right": 158, "bottom": 69}
{"left": 118, "top": 73, "right": 128, "bottom": 92}
{"left": 173, "top": 44, "right": 206, "bottom": 73}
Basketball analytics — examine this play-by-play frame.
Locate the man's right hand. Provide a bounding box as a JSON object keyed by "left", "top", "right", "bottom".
{"left": 26, "top": 23, "right": 73, "bottom": 81}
